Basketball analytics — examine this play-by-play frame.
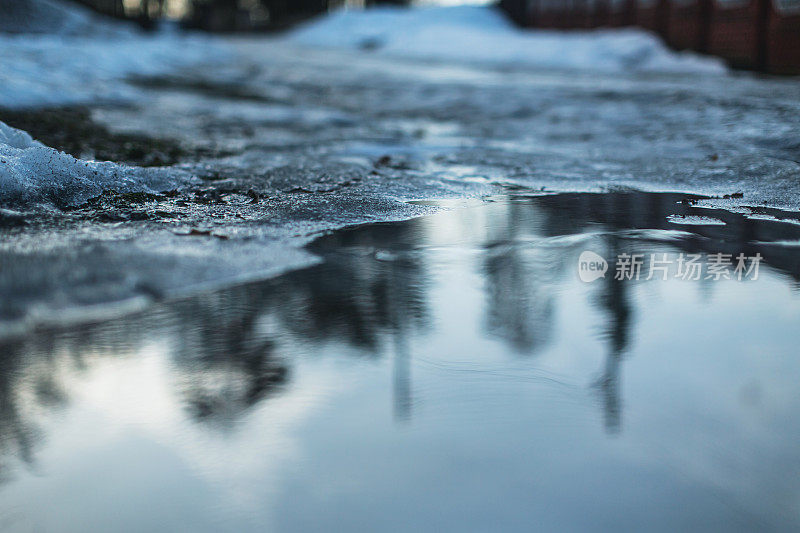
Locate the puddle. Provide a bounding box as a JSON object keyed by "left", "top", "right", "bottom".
{"left": 1, "top": 192, "right": 799, "bottom": 531}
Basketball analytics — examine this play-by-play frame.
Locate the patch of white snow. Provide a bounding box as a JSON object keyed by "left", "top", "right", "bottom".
{"left": 290, "top": 5, "right": 726, "bottom": 74}
{"left": 0, "top": 121, "right": 194, "bottom": 207}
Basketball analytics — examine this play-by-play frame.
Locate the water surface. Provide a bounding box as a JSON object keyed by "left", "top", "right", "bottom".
{"left": 1, "top": 192, "right": 799, "bottom": 531}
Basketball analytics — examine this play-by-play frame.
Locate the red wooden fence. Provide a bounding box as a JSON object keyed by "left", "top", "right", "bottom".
{"left": 499, "top": 0, "right": 800, "bottom": 73}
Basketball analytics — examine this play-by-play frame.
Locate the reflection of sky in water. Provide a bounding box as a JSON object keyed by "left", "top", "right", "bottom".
{"left": 0, "top": 192, "right": 799, "bottom": 532}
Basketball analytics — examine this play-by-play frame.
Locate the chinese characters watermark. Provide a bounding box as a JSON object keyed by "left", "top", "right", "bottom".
{"left": 578, "top": 252, "right": 762, "bottom": 282}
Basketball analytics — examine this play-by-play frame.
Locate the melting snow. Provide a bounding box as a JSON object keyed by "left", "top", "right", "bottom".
{"left": 0, "top": 122, "right": 193, "bottom": 207}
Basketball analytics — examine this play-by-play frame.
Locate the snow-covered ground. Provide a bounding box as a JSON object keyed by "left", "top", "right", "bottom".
{"left": 0, "top": 0, "right": 226, "bottom": 109}
{"left": 0, "top": 1, "right": 720, "bottom": 213}
{"left": 0, "top": 31, "right": 225, "bottom": 108}
{"left": 1, "top": 1, "right": 799, "bottom": 332}
{"left": 0, "top": 2, "right": 725, "bottom": 209}
{"left": 0, "top": 3, "right": 724, "bottom": 112}
{"left": 290, "top": 5, "right": 725, "bottom": 74}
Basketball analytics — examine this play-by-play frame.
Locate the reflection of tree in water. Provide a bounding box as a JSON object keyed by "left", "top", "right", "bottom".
{"left": 0, "top": 221, "right": 430, "bottom": 474}
{"left": 283, "top": 222, "right": 429, "bottom": 349}
{"left": 0, "top": 325, "right": 145, "bottom": 481}
{"left": 474, "top": 195, "right": 636, "bottom": 431}
{"left": 168, "top": 285, "right": 290, "bottom": 426}
{"left": 0, "top": 340, "right": 42, "bottom": 479}
{"left": 1, "top": 191, "right": 799, "bottom": 476}
{"left": 491, "top": 192, "right": 800, "bottom": 434}
{"left": 593, "top": 236, "right": 632, "bottom": 435}
{"left": 283, "top": 222, "right": 430, "bottom": 421}
{"left": 0, "top": 288, "right": 292, "bottom": 475}
{"left": 481, "top": 200, "right": 561, "bottom": 354}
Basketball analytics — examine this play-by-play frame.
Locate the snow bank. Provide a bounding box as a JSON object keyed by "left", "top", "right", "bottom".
{"left": 0, "top": 121, "right": 193, "bottom": 207}
{"left": 0, "top": 32, "right": 225, "bottom": 108}
{"left": 0, "top": 0, "right": 227, "bottom": 108}
{"left": 290, "top": 5, "right": 725, "bottom": 74}
{"left": 0, "top": 0, "right": 128, "bottom": 35}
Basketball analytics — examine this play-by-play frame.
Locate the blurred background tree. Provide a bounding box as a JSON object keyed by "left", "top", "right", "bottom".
{"left": 52, "top": 0, "right": 412, "bottom": 30}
